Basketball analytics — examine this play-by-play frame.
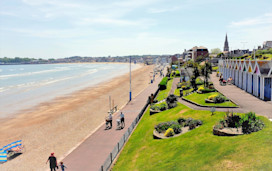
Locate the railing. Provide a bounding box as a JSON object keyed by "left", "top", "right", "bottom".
{"left": 100, "top": 87, "right": 160, "bottom": 171}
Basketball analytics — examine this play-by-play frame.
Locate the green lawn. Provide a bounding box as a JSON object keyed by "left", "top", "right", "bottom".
{"left": 212, "top": 66, "right": 218, "bottom": 71}
{"left": 156, "top": 79, "right": 173, "bottom": 101}
{"left": 183, "top": 92, "right": 237, "bottom": 107}
{"left": 174, "top": 88, "right": 194, "bottom": 97}
{"left": 113, "top": 103, "right": 272, "bottom": 170}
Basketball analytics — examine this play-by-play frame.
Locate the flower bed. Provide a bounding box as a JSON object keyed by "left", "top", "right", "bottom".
{"left": 150, "top": 102, "right": 167, "bottom": 115}
{"left": 197, "top": 87, "right": 216, "bottom": 94}
{"left": 213, "top": 111, "right": 265, "bottom": 136}
{"left": 153, "top": 118, "right": 203, "bottom": 139}
{"left": 150, "top": 95, "right": 178, "bottom": 115}
{"left": 205, "top": 94, "right": 228, "bottom": 103}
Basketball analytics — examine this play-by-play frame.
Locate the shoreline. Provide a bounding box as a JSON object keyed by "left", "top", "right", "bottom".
{"left": 0, "top": 63, "right": 142, "bottom": 119}
{"left": 0, "top": 64, "right": 155, "bottom": 171}
{"left": 0, "top": 62, "right": 136, "bottom": 66}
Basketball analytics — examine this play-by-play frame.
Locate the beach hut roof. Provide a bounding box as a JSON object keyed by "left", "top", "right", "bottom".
{"left": 257, "top": 60, "right": 272, "bottom": 76}
{"left": 268, "top": 66, "right": 272, "bottom": 77}
{"left": 239, "top": 60, "right": 244, "bottom": 70}
{"left": 242, "top": 60, "right": 248, "bottom": 71}
{"left": 253, "top": 61, "right": 261, "bottom": 75}
{"left": 234, "top": 60, "right": 239, "bottom": 70}
{"left": 247, "top": 60, "right": 255, "bottom": 73}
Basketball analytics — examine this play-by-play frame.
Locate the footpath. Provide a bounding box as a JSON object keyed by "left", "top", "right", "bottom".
{"left": 210, "top": 73, "right": 272, "bottom": 119}
{"left": 62, "top": 75, "right": 163, "bottom": 171}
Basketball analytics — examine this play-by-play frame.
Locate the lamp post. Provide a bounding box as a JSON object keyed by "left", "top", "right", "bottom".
{"left": 129, "top": 56, "right": 132, "bottom": 101}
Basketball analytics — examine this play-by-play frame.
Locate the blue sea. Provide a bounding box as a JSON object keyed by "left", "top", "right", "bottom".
{"left": 0, "top": 63, "right": 138, "bottom": 117}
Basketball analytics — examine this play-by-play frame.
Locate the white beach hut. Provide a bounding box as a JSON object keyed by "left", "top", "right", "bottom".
{"left": 234, "top": 60, "right": 239, "bottom": 86}
{"left": 252, "top": 60, "right": 261, "bottom": 97}
{"left": 242, "top": 61, "right": 249, "bottom": 91}
{"left": 231, "top": 60, "right": 235, "bottom": 81}
{"left": 246, "top": 60, "right": 255, "bottom": 94}
{"left": 238, "top": 60, "right": 244, "bottom": 88}
{"left": 258, "top": 61, "right": 272, "bottom": 101}
{"left": 265, "top": 66, "right": 272, "bottom": 101}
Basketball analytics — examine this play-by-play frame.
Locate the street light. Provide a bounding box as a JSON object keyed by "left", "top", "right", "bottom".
{"left": 129, "top": 56, "right": 132, "bottom": 101}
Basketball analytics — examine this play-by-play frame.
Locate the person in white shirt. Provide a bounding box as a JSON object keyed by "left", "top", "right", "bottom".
{"left": 120, "top": 112, "right": 125, "bottom": 128}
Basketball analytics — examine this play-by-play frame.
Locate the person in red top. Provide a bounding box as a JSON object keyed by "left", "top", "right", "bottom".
{"left": 46, "top": 152, "right": 58, "bottom": 171}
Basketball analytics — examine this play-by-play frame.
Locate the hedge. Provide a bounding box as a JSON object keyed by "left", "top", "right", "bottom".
{"left": 159, "top": 77, "right": 168, "bottom": 90}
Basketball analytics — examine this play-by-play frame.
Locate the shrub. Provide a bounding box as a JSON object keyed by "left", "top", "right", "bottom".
{"left": 159, "top": 103, "right": 167, "bottom": 111}
{"left": 241, "top": 112, "right": 265, "bottom": 134}
{"left": 189, "top": 120, "right": 198, "bottom": 130}
{"left": 151, "top": 102, "right": 167, "bottom": 111}
{"left": 208, "top": 94, "right": 217, "bottom": 100}
{"left": 201, "top": 88, "right": 216, "bottom": 93}
{"left": 198, "top": 87, "right": 204, "bottom": 91}
{"left": 166, "top": 94, "right": 178, "bottom": 109}
{"left": 184, "top": 117, "right": 193, "bottom": 126}
{"left": 214, "top": 123, "right": 224, "bottom": 130}
{"left": 159, "top": 77, "right": 168, "bottom": 90}
{"left": 170, "top": 124, "right": 182, "bottom": 134}
{"left": 164, "top": 128, "right": 174, "bottom": 137}
{"left": 155, "top": 121, "right": 179, "bottom": 133}
{"left": 214, "top": 111, "right": 265, "bottom": 134}
{"left": 196, "top": 78, "right": 204, "bottom": 85}
{"left": 177, "top": 118, "right": 187, "bottom": 125}
{"left": 150, "top": 105, "right": 160, "bottom": 111}
{"left": 195, "top": 120, "right": 203, "bottom": 126}
{"left": 214, "top": 95, "right": 227, "bottom": 103}
{"left": 225, "top": 112, "right": 241, "bottom": 128}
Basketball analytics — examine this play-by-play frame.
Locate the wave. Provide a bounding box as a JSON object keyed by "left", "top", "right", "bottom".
{"left": 0, "top": 67, "right": 71, "bottom": 79}
{"left": 0, "top": 76, "right": 75, "bottom": 93}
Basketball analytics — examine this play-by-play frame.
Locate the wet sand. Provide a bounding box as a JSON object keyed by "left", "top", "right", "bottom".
{"left": 0, "top": 64, "right": 154, "bottom": 171}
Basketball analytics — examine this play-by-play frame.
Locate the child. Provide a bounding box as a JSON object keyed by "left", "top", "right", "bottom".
{"left": 59, "top": 161, "right": 67, "bottom": 171}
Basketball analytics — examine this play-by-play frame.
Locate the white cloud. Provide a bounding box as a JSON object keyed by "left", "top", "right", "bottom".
{"left": 77, "top": 17, "right": 156, "bottom": 28}
{"left": 148, "top": 6, "right": 180, "bottom": 14}
{"left": 0, "top": 11, "right": 18, "bottom": 16}
{"left": 230, "top": 13, "right": 272, "bottom": 27}
{"left": 22, "top": 0, "right": 80, "bottom": 7}
{"left": 6, "top": 28, "right": 101, "bottom": 38}
{"left": 113, "top": 0, "right": 162, "bottom": 8}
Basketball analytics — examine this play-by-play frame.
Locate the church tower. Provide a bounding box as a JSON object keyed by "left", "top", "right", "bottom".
{"left": 224, "top": 34, "right": 229, "bottom": 52}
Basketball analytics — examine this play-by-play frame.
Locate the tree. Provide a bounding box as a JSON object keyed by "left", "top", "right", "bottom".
{"left": 217, "top": 52, "right": 224, "bottom": 58}
{"left": 210, "top": 48, "right": 222, "bottom": 54}
{"left": 190, "top": 62, "right": 200, "bottom": 90}
{"left": 200, "top": 60, "right": 212, "bottom": 88}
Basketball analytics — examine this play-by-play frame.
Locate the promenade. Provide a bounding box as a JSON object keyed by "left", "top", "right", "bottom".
{"left": 62, "top": 74, "right": 163, "bottom": 171}
{"left": 210, "top": 73, "right": 272, "bottom": 119}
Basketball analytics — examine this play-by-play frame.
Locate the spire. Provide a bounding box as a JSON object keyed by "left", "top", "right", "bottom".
{"left": 224, "top": 33, "right": 229, "bottom": 52}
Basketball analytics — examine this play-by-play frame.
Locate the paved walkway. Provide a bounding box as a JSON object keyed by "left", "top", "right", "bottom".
{"left": 210, "top": 73, "right": 272, "bottom": 119}
{"left": 169, "top": 77, "right": 180, "bottom": 95}
{"left": 62, "top": 75, "right": 163, "bottom": 171}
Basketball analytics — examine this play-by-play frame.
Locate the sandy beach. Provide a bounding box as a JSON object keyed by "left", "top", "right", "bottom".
{"left": 0, "top": 64, "right": 155, "bottom": 171}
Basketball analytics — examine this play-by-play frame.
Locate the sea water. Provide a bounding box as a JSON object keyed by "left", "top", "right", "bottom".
{"left": 0, "top": 63, "right": 139, "bottom": 117}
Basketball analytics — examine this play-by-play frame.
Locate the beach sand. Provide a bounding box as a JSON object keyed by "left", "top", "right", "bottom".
{"left": 0, "top": 64, "right": 155, "bottom": 171}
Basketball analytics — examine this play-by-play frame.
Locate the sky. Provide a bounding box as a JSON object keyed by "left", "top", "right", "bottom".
{"left": 0, "top": 0, "right": 272, "bottom": 59}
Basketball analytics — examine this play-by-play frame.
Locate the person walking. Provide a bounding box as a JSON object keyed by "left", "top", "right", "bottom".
{"left": 46, "top": 152, "right": 58, "bottom": 171}
{"left": 106, "top": 112, "right": 112, "bottom": 129}
{"left": 120, "top": 112, "right": 125, "bottom": 128}
{"left": 59, "top": 161, "right": 67, "bottom": 171}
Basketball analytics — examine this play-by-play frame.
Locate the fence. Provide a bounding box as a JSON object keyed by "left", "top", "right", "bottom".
{"left": 100, "top": 87, "right": 160, "bottom": 171}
